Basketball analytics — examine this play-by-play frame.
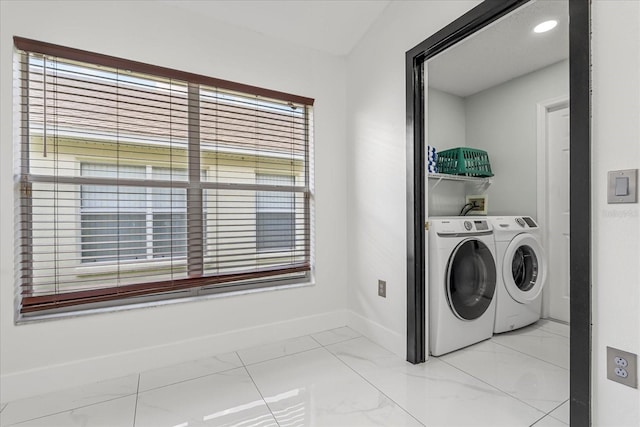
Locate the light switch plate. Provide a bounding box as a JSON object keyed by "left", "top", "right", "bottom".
{"left": 607, "top": 169, "right": 637, "bottom": 203}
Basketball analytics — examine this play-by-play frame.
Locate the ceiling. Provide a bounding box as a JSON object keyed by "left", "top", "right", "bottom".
{"left": 427, "top": 0, "right": 569, "bottom": 97}
{"left": 160, "top": 0, "right": 392, "bottom": 56}
{"left": 159, "top": 0, "right": 568, "bottom": 97}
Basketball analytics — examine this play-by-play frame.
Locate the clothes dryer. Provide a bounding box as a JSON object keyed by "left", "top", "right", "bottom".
{"left": 488, "top": 216, "right": 547, "bottom": 333}
{"left": 429, "top": 217, "right": 497, "bottom": 356}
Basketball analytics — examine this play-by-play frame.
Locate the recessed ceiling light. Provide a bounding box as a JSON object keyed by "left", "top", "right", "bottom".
{"left": 534, "top": 20, "right": 558, "bottom": 33}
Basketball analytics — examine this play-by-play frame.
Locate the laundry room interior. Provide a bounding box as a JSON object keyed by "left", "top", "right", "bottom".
{"left": 424, "top": 0, "right": 570, "bottom": 378}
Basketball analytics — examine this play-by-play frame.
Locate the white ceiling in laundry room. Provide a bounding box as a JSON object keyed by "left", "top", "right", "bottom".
{"left": 428, "top": 0, "right": 569, "bottom": 98}
{"left": 159, "top": 0, "right": 392, "bottom": 56}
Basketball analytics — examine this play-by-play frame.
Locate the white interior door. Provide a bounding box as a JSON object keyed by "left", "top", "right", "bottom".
{"left": 547, "top": 106, "right": 570, "bottom": 323}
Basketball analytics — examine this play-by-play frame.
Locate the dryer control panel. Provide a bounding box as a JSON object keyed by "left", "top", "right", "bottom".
{"left": 493, "top": 216, "right": 538, "bottom": 230}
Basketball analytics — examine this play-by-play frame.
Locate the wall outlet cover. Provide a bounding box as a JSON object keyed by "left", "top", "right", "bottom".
{"left": 465, "top": 194, "right": 488, "bottom": 215}
{"left": 607, "top": 346, "right": 638, "bottom": 388}
{"left": 378, "top": 280, "right": 386, "bottom": 298}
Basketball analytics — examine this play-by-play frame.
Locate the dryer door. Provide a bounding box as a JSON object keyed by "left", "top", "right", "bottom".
{"left": 446, "top": 238, "right": 496, "bottom": 320}
{"left": 503, "top": 233, "right": 547, "bottom": 303}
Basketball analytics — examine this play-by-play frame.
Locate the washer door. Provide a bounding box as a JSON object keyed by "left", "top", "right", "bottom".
{"left": 503, "top": 233, "right": 546, "bottom": 303}
{"left": 446, "top": 238, "right": 497, "bottom": 320}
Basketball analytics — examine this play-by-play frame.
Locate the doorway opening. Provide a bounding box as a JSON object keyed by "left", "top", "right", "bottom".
{"left": 405, "top": 0, "right": 590, "bottom": 425}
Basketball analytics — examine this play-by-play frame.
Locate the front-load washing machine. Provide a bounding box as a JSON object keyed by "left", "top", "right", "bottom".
{"left": 429, "top": 217, "right": 497, "bottom": 356}
{"left": 488, "top": 216, "right": 547, "bottom": 333}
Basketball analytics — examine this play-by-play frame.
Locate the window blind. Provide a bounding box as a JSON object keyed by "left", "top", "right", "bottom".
{"left": 14, "top": 37, "right": 313, "bottom": 315}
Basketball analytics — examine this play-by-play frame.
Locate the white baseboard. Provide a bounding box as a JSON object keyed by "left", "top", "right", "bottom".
{"left": 1, "top": 309, "right": 347, "bottom": 402}
{"left": 347, "top": 310, "right": 405, "bottom": 359}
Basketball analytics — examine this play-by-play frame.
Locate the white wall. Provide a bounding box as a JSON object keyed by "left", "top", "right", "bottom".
{"left": 427, "top": 88, "right": 468, "bottom": 216}
{"left": 0, "top": 0, "right": 349, "bottom": 401}
{"left": 428, "top": 88, "right": 467, "bottom": 151}
{"left": 591, "top": 1, "right": 640, "bottom": 425}
{"left": 346, "top": 0, "right": 481, "bottom": 356}
{"left": 465, "top": 60, "right": 569, "bottom": 216}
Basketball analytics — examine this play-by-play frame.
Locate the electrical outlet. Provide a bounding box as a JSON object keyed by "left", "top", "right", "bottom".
{"left": 615, "top": 367, "right": 629, "bottom": 378}
{"left": 607, "top": 346, "right": 638, "bottom": 388}
{"left": 615, "top": 356, "right": 629, "bottom": 368}
{"left": 378, "top": 280, "right": 386, "bottom": 298}
{"left": 465, "top": 195, "right": 488, "bottom": 215}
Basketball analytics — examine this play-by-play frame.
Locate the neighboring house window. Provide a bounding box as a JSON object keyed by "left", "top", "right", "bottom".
{"left": 150, "top": 167, "right": 188, "bottom": 260}
{"left": 80, "top": 163, "right": 148, "bottom": 263}
{"left": 80, "top": 164, "right": 188, "bottom": 263}
{"left": 14, "top": 37, "right": 313, "bottom": 318}
{"left": 256, "top": 174, "right": 295, "bottom": 251}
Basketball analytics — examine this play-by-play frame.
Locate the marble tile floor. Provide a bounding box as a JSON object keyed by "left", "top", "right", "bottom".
{"left": 0, "top": 320, "right": 569, "bottom": 427}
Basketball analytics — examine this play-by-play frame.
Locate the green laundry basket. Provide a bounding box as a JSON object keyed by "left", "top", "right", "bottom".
{"left": 436, "top": 147, "right": 494, "bottom": 177}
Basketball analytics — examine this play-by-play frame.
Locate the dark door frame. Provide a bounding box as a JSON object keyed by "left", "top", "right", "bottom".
{"left": 405, "top": 0, "right": 591, "bottom": 425}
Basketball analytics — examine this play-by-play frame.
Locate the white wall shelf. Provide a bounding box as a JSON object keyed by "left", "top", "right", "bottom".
{"left": 428, "top": 172, "right": 493, "bottom": 189}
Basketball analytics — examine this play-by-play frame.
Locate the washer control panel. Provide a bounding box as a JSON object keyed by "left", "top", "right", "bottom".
{"left": 432, "top": 218, "right": 492, "bottom": 235}
{"left": 474, "top": 220, "right": 489, "bottom": 231}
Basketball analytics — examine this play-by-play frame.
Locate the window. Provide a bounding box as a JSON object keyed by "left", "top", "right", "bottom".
{"left": 80, "top": 163, "right": 148, "bottom": 263}
{"left": 80, "top": 164, "right": 188, "bottom": 263}
{"left": 256, "top": 174, "right": 295, "bottom": 251}
{"left": 14, "top": 37, "right": 313, "bottom": 317}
